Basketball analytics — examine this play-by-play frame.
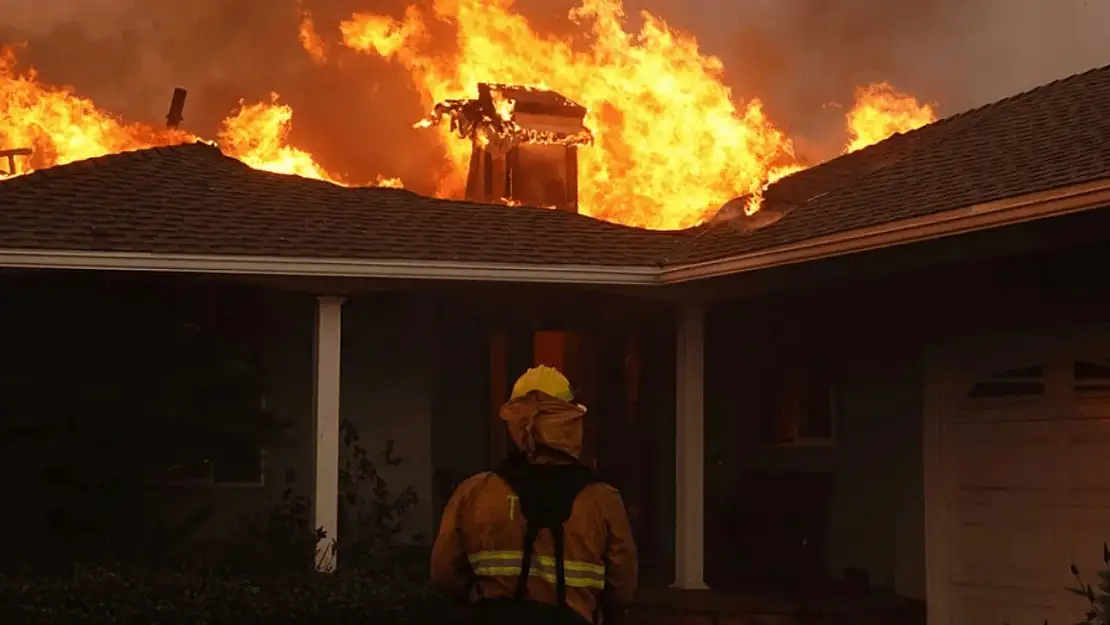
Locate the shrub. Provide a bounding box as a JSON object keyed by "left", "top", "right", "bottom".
{"left": 0, "top": 562, "right": 450, "bottom": 625}
{"left": 0, "top": 420, "right": 448, "bottom": 624}
{"left": 1067, "top": 543, "right": 1110, "bottom": 625}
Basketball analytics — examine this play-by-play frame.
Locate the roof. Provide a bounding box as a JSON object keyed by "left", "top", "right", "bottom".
{"left": 669, "top": 62, "right": 1110, "bottom": 263}
{"left": 2, "top": 62, "right": 1110, "bottom": 277}
{"left": 0, "top": 143, "right": 686, "bottom": 267}
{"left": 489, "top": 84, "right": 587, "bottom": 117}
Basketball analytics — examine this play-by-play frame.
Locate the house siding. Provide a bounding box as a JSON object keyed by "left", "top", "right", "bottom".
{"left": 702, "top": 227, "right": 1110, "bottom": 601}
{"left": 703, "top": 310, "right": 925, "bottom": 598}
{"left": 340, "top": 294, "right": 436, "bottom": 538}
{"left": 150, "top": 290, "right": 442, "bottom": 541}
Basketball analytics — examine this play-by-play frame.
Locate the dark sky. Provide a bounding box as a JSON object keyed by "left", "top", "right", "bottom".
{"left": 2, "top": 0, "right": 1108, "bottom": 177}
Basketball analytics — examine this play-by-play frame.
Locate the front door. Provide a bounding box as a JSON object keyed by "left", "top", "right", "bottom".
{"left": 485, "top": 327, "right": 655, "bottom": 559}
{"left": 487, "top": 328, "right": 598, "bottom": 466}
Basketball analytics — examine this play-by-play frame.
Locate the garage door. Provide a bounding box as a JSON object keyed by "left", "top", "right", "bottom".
{"left": 928, "top": 332, "right": 1110, "bottom": 625}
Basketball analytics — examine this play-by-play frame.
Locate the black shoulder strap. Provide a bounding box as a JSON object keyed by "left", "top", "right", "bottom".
{"left": 495, "top": 459, "right": 601, "bottom": 608}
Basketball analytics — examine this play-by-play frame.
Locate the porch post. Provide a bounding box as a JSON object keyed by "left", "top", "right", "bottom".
{"left": 674, "top": 302, "right": 708, "bottom": 590}
{"left": 312, "top": 295, "right": 345, "bottom": 572}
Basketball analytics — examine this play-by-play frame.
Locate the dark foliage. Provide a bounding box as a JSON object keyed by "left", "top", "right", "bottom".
{"left": 1064, "top": 543, "right": 1110, "bottom": 625}
{"left": 0, "top": 563, "right": 449, "bottom": 625}
{"left": 0, "top": 425, "right": 447, "bottom": 624}
{"left": 0, "top": 280, "right": 447, "bottom": 623}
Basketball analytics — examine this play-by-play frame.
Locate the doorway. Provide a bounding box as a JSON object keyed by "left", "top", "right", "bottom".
{"left": 485, "top": 327, "right": 655, "bottom": 556}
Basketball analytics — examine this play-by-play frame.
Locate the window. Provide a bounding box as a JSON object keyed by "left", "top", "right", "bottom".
{"left": 154, "top": 286, "right": 270, "bottom": 488}
{"left": 759, "top": 361, "right": 836, "bottom": 447}
{"left": 966, "top": 365, "right": 1045, "bottom": 399}
{"left": 161, "top": 448, "right": 266, "bottom": 487}
{"left": 158, "top": 395, "right": 268, "bottom": 487}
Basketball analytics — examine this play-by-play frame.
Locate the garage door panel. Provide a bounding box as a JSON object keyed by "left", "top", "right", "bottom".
{"left": 952, "top": 400, "right": 1049, "bottom": 424}
{"left": 947, "top": 421, "right": 1059, "bottom": 497}
{"left": 930, "top": 331, "right": 1110, "bottom": 625}
{"left": 1064, "top": 419, "right": 1110, "bottom": 493}
{"left": 949, "top": 503, "right": 1063, "bottom": 588}
{"left": 1075, "top": 395, "right": 1110, "bottom": 418}
{"left": 950, "top": 586, "right": 1065, "bottom": 625}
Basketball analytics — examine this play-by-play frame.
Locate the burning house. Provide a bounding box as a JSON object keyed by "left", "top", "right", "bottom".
{"left": 420, "top": 83, "right": 593, "bottom": 212}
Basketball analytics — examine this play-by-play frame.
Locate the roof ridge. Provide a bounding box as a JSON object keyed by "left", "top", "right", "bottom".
{"left": 2, "top": 141, "right": 224, "bottom": 184}
{"left": 778, "top": 65, "right": 1110, "bottom": 213}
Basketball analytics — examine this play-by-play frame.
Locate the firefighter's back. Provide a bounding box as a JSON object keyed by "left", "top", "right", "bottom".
{"left": 446, "top": 466, "right": 634, "bottom": 624}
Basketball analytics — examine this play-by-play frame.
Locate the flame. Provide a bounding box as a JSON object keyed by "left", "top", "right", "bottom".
{"left": 340, "top": 0, "right": 799, "bottom": 230}
{"left": 0, "top": 46, "right": 402, "bottom": 188}
{"left": 845, "top": 82, "right": 937, "bottom": 153}
{"left": 218, "top": 93, "right": 338, "bottom": 181}
{"left": 0, "top": 47, "right": 194, "bottom": 175}
{"left": 374, "top": 175, "right": 404, "bottom": 188}
{"left": 3, "top": 4, "right": 938, "bottom": 229}
{"left": 299, "top": 9, "right": 328, "bottom": 66}
{"left": 743, "top": 163, "right": 805, "bottom": 215}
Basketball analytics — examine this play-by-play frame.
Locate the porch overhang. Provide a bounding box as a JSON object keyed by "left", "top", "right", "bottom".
{"left": 1, "top": 178, "right": 1108, "bottom": 287}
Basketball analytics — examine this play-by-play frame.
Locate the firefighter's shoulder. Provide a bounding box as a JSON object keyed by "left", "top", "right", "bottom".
{"left": 583, "top": 480, "right": 627, "bottom": 504}
{"left": 451, "top": 471, "right": 503, "bottom": 498}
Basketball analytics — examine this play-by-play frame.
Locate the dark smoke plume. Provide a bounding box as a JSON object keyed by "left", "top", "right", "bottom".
{"left": 3, "top": 0, "right": 1108, "bottom": 183}
{"left": 723, "top": 0, "right": 1110, "bottom": 162}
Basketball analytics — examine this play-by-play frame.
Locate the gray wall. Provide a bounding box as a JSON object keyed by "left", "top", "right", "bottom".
{"left": 737, "top": 352, "right": 925, "bottom": 599}
{"left": 340, "top": 294, "right": 435, "bottom": 538}
{"left": 77, "top": 287, "right": 439, "bottom": 545}
{"left": 704, "top": 305, "right": 926, "bottom": 599}
{"left": 151, "top": 290, "right": 441, "bottom": 540}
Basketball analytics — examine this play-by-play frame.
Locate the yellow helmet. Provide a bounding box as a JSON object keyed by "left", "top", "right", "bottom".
{"left": 510, "top": 365, "right": 574, "bottom": 402}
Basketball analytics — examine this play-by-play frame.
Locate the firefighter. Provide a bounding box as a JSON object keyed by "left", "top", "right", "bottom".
{"left": 431, "top": 365, "right": 638, "bottom": 624}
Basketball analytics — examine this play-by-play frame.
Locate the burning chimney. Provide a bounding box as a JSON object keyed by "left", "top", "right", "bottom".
{"left": 420, "top": 83, "right": 591, "bottom": 212}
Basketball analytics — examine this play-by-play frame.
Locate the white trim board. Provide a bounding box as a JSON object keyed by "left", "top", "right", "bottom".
{"left": 2, "top": 178, "right": 1110, "bottom": 285}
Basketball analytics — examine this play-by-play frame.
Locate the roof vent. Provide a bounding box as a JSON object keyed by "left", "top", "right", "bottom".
{"left": 709, "top": 195, "right": 789, "bottom": 233}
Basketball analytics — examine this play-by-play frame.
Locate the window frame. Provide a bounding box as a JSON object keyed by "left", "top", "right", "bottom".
{"left": 758, "top": 359, "right": 839, "bottom": 449}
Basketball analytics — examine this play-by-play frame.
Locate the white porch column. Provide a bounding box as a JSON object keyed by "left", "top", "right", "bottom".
{"left": 674, "top": 302, "right": 708, "bottom": 590}
{"left": 312, "top": 295, "right": 345, "bottom": 572}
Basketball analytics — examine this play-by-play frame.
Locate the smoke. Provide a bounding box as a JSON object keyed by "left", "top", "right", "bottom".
{"left": 722, "top": 0, "right": 1110, "bottom": 162}
{"left": 2, "top": 0, "right": 1108, "bottom": 184}
{"left": 0, "top": 0, "right": 447, "bottom": 191}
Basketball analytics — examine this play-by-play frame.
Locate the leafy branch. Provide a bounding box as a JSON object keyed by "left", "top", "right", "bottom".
{"left": 1066, "top": 543, "right": 1110, "bottom": 625}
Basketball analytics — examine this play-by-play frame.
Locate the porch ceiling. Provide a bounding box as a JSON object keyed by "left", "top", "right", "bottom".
{"left": 1, "top": 62, "right": 1109, "bottom": 286}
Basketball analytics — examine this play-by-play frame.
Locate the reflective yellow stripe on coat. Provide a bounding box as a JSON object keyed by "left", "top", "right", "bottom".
{"left": 468, "top": 550, "right": 606, "bottom": 589}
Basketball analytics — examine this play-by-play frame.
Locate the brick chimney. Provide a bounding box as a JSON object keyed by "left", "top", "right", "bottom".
{"left": 463, "top": 83, "right": 589, "bottom": 212}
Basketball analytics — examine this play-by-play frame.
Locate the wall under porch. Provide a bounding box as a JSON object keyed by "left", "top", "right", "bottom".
{"left": 0, "top": 272, "right": 442, "bottom": 557}
{"left": 698, "top": 207, "right": 1110, "bottom": 602}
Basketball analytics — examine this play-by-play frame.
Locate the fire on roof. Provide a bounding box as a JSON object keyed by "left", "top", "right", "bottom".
{"left": 416, "top": 83, "right": 593, "bottom": 156}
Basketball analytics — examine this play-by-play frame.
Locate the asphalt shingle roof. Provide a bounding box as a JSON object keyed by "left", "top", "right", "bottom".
{"left": 2, "top": 62, "right": 1109, "bottom": 271}
{"left": 670, "top": 63, "right": 1110, "bottom": 263}
{"left": 0, "top": 143, "right": 688, "bottom": 266}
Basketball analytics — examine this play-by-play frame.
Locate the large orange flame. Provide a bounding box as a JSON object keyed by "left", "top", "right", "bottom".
{"left": 2, "top": 3, "right": 937, "bottom": 231}
{"left": 339, "top": 0, "right": 936, "bottom": 229}
{"left": 0, "top": 46, "right": 405, "bottom": 187}
{"left": 0, "top": 47, "right": 194, "bottom": 175}
{"left": 340, "top": 0, "right": 802, "bottom": 229}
